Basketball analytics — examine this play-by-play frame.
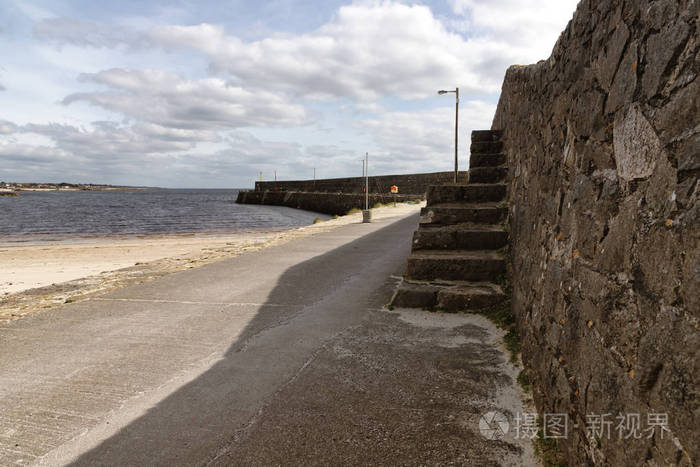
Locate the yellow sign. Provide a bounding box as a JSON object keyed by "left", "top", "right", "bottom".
{"left": 390, "top": 185, "right": 398, "bottom": 194}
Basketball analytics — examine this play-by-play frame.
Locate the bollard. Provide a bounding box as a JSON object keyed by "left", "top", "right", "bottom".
{"left": 362, "top": 209, "right": 372, "bottom": 223}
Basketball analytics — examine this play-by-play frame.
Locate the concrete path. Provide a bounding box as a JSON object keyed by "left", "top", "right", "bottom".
{"left": 0, "top": 212, "right": 533, "bottom": 466}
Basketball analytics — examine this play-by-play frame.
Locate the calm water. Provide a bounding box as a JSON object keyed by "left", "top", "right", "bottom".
{"left": 0, "top": 189, "right": 329, "bottom": 243}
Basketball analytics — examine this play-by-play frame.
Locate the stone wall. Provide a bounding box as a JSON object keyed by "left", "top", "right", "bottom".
{"left": 255, "top": 171, "right": 467, "bottom": 195}
{"left": 236, "top": 190, "right": 422, "bottom": 216}
{"left": 493, "top": 0, "right": 698, "bottom": 464}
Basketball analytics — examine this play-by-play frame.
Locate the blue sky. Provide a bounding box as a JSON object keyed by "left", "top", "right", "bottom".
{"left": 0, "top": 0, "right": 579, "bottom": 188}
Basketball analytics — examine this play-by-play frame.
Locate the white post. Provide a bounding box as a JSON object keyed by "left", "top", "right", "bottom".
{"left": 365, "top": 152, "right": 369, "bottom": 211}
{"left": 362, "top": 152, "right": 371, "bottom": 223}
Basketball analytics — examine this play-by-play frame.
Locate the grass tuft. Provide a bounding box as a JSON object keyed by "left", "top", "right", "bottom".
{"left": 346, "top": 208, "right": 361, "bottom": 215}
{"left": 517, "top": 369, "right": 532, "bottom": 392}
{"left": 477, "top": 300, "right": 521, "bottom": 364}
{"left": 533, "top": 428, "right": 568, "bottom": 467}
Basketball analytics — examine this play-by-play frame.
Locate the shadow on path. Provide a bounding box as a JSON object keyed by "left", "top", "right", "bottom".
{"left": 69, "top": 213, "right": 529, "bottom": 466}
{"left": 69, "top": 215, "right": 419, "bottom": 465}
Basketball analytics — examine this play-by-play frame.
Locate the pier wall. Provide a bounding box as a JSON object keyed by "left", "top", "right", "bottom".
{"left": 253, "top": 171, "right": 466, "bottom": 195}
{"left": 236, "top": 190, "right": 422, "bottom": 216}
{"left": 239, "top": 171, "right": 465, "bottom": 215}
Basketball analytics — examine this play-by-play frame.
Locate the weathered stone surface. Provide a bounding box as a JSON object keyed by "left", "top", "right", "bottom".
{"left": 419, "top": 203, "right": 507, "bottom": 226}
{"left": 613, "top": 103, "right": 661, "bottom": 182}
{"left": 405, "top": 251, "right": 506, "bottom": 282}
{"left": 641, "top": 0, "right": 680, "bottom": 30}
{"left": 593, "top": 21, "right": 630, "bottom": 90}
{"left": 412, "top": 224, "right": 507, "bottom": 251}
{"left": 641, "top": 19, "right": 690, "bottom": 98}
{"left": 469, "top": 153, "right": 507, "bottom": 167}
{"left": 605, "top": 41, "right": 638, "bottom": 113}
{"left": 426, "top": 184, "right": 506, "bottom": 205}
{"left": 436, "top": 284, "right": 506, "bottom": 311}
{"left": 471, "top": 129, "right": 503, "bottom": 142}
{"left": 468, "top": 166, "right": 508, "bottom": 183}
{"left": 649, "top": 79, "right": 700, "bottom": 172}
{"left": 492, "top": 0, "right": 698, "bottom": 464}
{"left": 389, "top": 282, "right": 438, "bottom": 309}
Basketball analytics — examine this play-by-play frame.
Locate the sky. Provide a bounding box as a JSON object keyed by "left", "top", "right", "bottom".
{"left": 0, "top": 0, "right": 579, "bottom": 188}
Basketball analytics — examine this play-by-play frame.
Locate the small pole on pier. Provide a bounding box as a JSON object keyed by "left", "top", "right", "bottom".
{"left": 274, "top": 170, "right": 277, "bottom": 181}
{"left": 365, "top": 153, "right": 369, "bottom": 211}
{"left": 259, "top": 171, "right": 263, "bottom": 181}
{"left": 363, "top": 152, "right": 371, "bottom": 223}
{"left": 313, "top": 168, "right": 316, "bottom": 180}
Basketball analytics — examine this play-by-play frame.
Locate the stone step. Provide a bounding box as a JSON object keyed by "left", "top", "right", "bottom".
{"left": 412, "top": 224, "right": 508, "bottom": 250}
{"left": 437, "top": 283, "right": 506, "bottom": 311}
{"left": 420, "top": 203, "right": 507, "bottom": 225}
{"left": 405, "top": 250, "right": 506, "bottom": 281}
{"left": 468, "top": 167, "right": 508, "bottom": 184}
{"left": 389, "top": 281, "right": 439, "bottom": 309}
{"left": 471, "top": 130, "right": 503, "bottom": 142}
{"left": 471, "top": 141, "right": 504, "bottom": 154}
{"left": 469, "top": 153, "right": 507, "bottom": 167}
{"left": 426, "top": 184, "right": 506, "bottom": 205}
{"left": 390, "top": 280, "right": 506, "bottom": 311}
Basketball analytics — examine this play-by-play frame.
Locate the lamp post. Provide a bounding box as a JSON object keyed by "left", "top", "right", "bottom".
{"left": 438, "top": 88, "right": 459, "bottom": 183}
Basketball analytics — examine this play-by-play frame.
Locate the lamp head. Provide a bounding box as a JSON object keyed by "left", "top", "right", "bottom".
{"left": 437, "top": 90, "right": 448, "bottom": 95}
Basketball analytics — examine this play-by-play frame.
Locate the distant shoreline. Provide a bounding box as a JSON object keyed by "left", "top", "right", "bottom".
{"left": 10, "top": 187, "right": 149, "bottom": 192}
{"left": 1, "top": 183, "right": 155, "bottom": 192}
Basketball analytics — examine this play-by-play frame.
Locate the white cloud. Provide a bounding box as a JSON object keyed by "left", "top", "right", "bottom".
{"left": 36, "top": 3, "right": 543, "bottom": 100}
{"left": 0, "top": 121, "right": 356, "bottom": 186}
{"left": 354, "top": 102, "right": 385, "bottom": 114}
{"left": 28, "top": 1, "right": 582, "bottom": 109}
{"left": 148, "top": 4, "right": 503, "bottom": 100}
{"left": 34, "top": 18, "right": 152, "bottom": 49}
{"left": 8, "top": 121, "right": 207, "bottom": 160}
{"left": 0, "top": 120, "right": 17, "bottom": 134}
{"left": 34, "top": 2, "right": 579, "bottom": 103}
{"left": 448, "top": 0, "right": 579, "bottom": 62}
{"left": 359, "top": 100, "right": 496, "bottom": 173}
{"left": 62, "top": 68, "right": 309, "bottom": 130}
{"left": 0, "top": 142, "right": 70, "bottom": 164}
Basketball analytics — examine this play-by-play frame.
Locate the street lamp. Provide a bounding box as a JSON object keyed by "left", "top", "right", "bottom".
{"left": 438, "top": 88, "right": 459, "bottom": 183}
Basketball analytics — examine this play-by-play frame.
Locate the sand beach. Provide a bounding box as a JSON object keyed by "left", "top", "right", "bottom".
{"left": 0, "top": 202, "right": 423, "bottom": 323}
